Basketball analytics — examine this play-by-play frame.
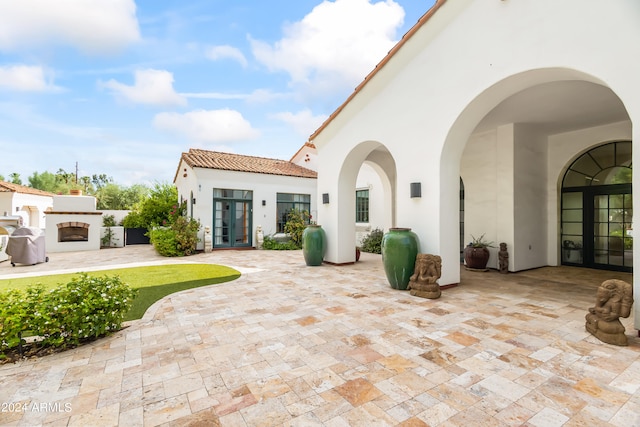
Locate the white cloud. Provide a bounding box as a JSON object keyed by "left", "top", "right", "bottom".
{"left": 181, "top": 89, "right": 287, "bottom": 104}
{"left": 250, "top": 0, "right": 404, "bottom": 96}
{"left": 0, "top": 65, "right": 61, "bottom": 92}
{"left": 207, "top": 45, "right": 248, "bottom": 68}
{"left": 102, "top": 69, "right": 187, "bottom": 107}
{"left": 271, "top": 109, "right": 328, "bottom": 138}
{"left": 0, "top": 0, "right": 140, "bottom": 55}
{"left": 153, "top": 109, "right": 260, "bottom": 143}
{"left": 182, "top": 92, "right": 249, "bottom": 100}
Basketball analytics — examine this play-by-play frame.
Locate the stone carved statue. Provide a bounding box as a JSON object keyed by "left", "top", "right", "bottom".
{"left": 498, "top": 243, "right": 509, "bottom": 274}
{"left": 204, "top": 226, "right": 212, "bottom": 253}
{"left": 585, "top": 279, "right": 634, "bottom": 346}
{"left": 255, "top": 225, "right": 264, "bottom": 249}
{"left": 408, "top": 254, "right": 442, "bottom": 299}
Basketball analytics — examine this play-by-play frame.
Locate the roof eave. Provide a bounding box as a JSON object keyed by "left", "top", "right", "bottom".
{"left": 308, "top": 0, "right": 447, "bottom": 142}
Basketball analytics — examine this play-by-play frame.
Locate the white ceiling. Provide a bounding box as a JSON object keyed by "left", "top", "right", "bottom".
{"left": 473, "top": 80, "right": 629, "bottom": 135}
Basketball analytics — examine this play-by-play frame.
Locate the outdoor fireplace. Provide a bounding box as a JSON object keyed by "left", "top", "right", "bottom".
{"left": 57, "top": 221, "right": 90, "bottom": 242}
{"left": 45, "top": 194, "right": 102, "bottom": 253}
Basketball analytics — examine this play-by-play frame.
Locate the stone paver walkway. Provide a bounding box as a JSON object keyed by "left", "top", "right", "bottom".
{"left": 0, "top": 246, "right": 638, "bottom": 426}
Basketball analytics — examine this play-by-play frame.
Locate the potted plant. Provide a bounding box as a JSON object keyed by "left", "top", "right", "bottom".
{"left": 464, "top": 234, "right": 494, "bottom": 270}
{"left": 562, "top": 240, "right": 583, "bottom": 263}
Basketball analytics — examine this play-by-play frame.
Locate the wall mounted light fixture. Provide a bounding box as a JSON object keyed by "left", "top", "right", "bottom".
{"left": 410, "top": 182, "right": 422, "bottom": 198}
{"left": 262, "top": 200, "right": 266, "bottom": 206}
{"left": 322, "top": 193, "right": 330, "bottom": 204}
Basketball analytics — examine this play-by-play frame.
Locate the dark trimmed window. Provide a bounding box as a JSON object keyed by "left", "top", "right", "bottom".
{"left": 276, "top": 193, "right": 310, "bottom": 232}
{"left": 356, "top": 189, "right": 369, "bottom": 223}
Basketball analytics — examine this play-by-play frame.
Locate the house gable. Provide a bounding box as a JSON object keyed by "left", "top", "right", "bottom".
{"left": 174, "top": 148, "right": 317, "bottom": 183}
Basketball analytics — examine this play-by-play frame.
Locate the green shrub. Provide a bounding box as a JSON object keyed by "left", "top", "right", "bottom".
{"left": 102, "top": 214, "right": 117, "bottom": 227}
{"left": 148, "top": 227, "right": 181, "bottom": 257}
{"left": 172, "top": 216, "right": 200, "bottom": 255}
{"left": 123, "top": 182, "right": 177, "bottom": 229}
{"left": 149, "top": 216, "right": 200, "bottom": 257}
{"left": 262, "top": 235, "right": 299, "bottom": 250}
{"left": 122, "top": 211, "right": 145, "bottom": 228}
{"left": 0, "top": 274, "right": 136, "bottom": 357}
{"left": 283, "top": 209, "right": 310, "bottom": 248}
{"left": 360, "top": 227, "right": 384, "bottom": 254}
{"left": 101, "top": 214, "right": 119, "bottom": 247}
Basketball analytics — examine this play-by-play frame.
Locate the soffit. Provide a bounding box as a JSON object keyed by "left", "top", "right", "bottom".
{"left": 474, "top": 80, "right": 629, "bottom": 135}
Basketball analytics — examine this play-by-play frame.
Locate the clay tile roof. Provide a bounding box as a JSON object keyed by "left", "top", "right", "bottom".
{"left": 179, "top": 148, "right": 317, "bottom": 179}
{"left": 0, "top": 181, "right": 55, "bottom": 197}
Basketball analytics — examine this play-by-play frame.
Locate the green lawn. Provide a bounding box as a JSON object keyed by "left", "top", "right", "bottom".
{"left": 0, "top": 264, "right": 241, "bottom": 321}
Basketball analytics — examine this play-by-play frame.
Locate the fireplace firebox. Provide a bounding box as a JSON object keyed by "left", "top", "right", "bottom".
{"left": 57, "top": 222, "right": 90, "bottom": 242}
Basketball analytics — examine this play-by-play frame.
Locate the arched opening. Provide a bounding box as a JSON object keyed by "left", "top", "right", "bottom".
{"left": 441, "top": 68, "right": 631, "bottom": 284}
{"left": 561, "top": 141, "right": 632, "bottom": 272}
{"left": 325, "top": 141, "right": 396, "bottom": 264}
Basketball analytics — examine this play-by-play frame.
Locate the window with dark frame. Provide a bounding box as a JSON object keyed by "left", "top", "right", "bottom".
{"left": 276, "top": 193, "right": 311, "bottom": 233}
{"left": 356, "top": 189, "right": 369, "bottom": 223}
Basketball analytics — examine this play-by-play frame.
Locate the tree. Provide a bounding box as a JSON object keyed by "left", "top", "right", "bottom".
{"left": 95, "top": 183, "right": 148, "bottom": 210}
{"left": 123, "top": 182, "right": 177, "bottom": 228}
{"left": 55, "top": 168, "right": 76, "bottom": 185}
{"left": 91, "top": 174, "right": 111, "bottom": 190}
{"left": 28, "top": 171, "right": 59, "bottom": 193}
{"left": 9, "top": 173, "right": 21, "bottom": 185}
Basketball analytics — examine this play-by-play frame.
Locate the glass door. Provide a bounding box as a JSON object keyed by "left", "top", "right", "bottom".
{"left": 560, "top": 141, "right": 632, "bottom": 272}
{"left": 592, "top": 190, "right": 633, "bottom": 271}
{"left": 213, "top": 189, "right": 252, "bottom": 248}
{"left": 233, "top": 201, "right": 251, "bottom": 245}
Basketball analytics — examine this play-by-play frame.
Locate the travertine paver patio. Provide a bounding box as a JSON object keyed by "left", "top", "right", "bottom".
{"left": 0, "top": 246, "right": 638, "bottom": 426}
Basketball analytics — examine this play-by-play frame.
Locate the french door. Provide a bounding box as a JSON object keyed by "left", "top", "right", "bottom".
{"left": 213, "top": 189, "right": 252, "bottom": 248}
{"left": 562, "top": 185, "right": 632, "bottom": 272}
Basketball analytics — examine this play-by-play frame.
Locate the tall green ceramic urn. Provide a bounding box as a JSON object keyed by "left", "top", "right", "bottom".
{"left": 302, "top": 224, "right": 326, "bottom": 266}
{"left": 381, "top": 228, "right": 419, "bottom": 290}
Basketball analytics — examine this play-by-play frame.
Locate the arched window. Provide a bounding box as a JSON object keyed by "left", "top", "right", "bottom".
{"left": 562, "top": 141, "right": 631, "bottom": 188}
{"left": 561, "top": 141, "right": 632, "bottom": 272}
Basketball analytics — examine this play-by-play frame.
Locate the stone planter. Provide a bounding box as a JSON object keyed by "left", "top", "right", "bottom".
{"left": 381, "top": 228, "right": 419, "bottom": 290}
{"left": 302, "top": 225, "right": 326, "bottom": 266}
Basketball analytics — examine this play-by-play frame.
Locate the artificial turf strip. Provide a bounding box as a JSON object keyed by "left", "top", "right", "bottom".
{"left": 0, "top": 264, "right": 241, "bottom": 321}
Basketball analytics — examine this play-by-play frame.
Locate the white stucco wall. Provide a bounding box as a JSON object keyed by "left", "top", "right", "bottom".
{"left": 45, "top": 213, "right": 102, "bottom": 253}
{"left": 45, "top": 195, "right": 102, "bottom": 253}
{"left": 461, "top": 129, "right": 499, "bottom": 268}
{"left": 462, "top": 123, "right": 548, "bottom": 272}
{"left": 175, "top": 166, "right": 317, "bottom": 247}
{"left": 0, "top": 193, "right": 53, "bottom": 229}
{"left": 355, "top": 162, "right": 390, "bottom": 235}
{"left": 313, "top": 0, "right": 640, "bottom": 294}
{"left": 513, "top": 125, "right": 548, "bottom": 271}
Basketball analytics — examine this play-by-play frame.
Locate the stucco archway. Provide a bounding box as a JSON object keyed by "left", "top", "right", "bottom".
{"left": 320, "top": 141, "right": 396, "bottom": 264}
{"left": 439, "top": 67, "right": 632, "bottom": 286}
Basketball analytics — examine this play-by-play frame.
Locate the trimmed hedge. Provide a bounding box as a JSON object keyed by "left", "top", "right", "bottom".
{"left": 0, "top": 274, "right": 136, "bottom": 358}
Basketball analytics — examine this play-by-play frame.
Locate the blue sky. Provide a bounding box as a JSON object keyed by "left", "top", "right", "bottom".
{"left": 0, "top": 0, "right": 436, "bottom": 186}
